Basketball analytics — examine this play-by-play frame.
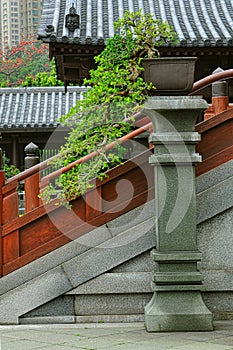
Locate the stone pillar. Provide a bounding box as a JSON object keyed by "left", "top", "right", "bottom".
{"left": 24, "top": 142, "right": 39, "bottom": 170}
{"left": 211, "top": 68, "right": 229, "bottom": 116}
{"left": 204, "top": 68, "right": 229, "bottom": 120}
{"left": 143, "top": 96, "right": 213, "bottom": 332}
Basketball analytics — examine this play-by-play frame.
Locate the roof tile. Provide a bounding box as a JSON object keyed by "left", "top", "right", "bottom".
{"left": 38, "top": 0, "right": 233, "bottom": 47}
{"left": 0, "top": 87, "right": 87, "bottom": 129}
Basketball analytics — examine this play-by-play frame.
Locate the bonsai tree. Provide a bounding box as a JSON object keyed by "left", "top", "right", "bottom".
{"left": 40, "top": 10, "right": 177, "bottom": 207}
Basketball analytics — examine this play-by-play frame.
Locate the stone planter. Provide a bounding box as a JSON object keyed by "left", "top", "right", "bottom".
{"left": 142, "top": 57, "right": 197, "bottom": 95}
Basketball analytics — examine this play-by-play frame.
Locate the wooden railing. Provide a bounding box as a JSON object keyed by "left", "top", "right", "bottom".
{"left": 196, "top": 108, "right": 233, "bottom": 176}
{"left": 192, "top": 68, "right": 233, "bottom": 176}
{"left": 0, "top": 120, "right": 153, "bottom": 277}
{"left": 190, "top": 69, "right": 233, "bottom": 95}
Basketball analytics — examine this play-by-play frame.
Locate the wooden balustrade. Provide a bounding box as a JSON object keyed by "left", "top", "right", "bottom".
{"left": 24, "top": 173, "right": 40, "bottom": 213}
{"left": 190, "top": 69, "right": 233, "bottom": 95}
{"left": 1, "top": 149, "right": 153, "bottom": 276}
{"left": 196, "top": 108, "right": 233, "bottom": 176}
{"left": 0, "top": 122, "right": 152, "bottom": 277}
{"left": 192, "top": 68, "right": 233, "bottom": 176}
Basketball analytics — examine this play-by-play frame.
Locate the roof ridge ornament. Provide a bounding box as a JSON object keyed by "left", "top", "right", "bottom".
{"left": 45, "top": 24, "right": 55, "bottom": 34}
{"left": 69, "top": 3, "right": 77, "bottom": 15}
{"left": 65, "top": 3, "right": 80, "bottom": 34}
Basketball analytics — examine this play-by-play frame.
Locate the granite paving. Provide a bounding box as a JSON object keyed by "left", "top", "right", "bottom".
{"left": 0, "top": 321, "right": 233, "bottom": 350}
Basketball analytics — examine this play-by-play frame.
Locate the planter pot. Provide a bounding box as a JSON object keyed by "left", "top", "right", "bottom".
{"left": 142, "top": 57, "right": 197, "bottom": 95}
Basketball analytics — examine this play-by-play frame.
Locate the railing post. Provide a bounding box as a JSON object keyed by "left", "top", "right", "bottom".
{"left": 143, "top": 96, "right": 213, "bottom": 332}
{"left": 212, "top": 68, "right": 229, "bottom": 116}
{"left": 24, "top": 142, "right": 40, "bottom": 212}
{"left": 24, "top": 142, "right": 40, "bottom": 170}
{"left": 0, "top": 148, "right": 5, "bottom": 277}
{"left": 204, "top": 68, "right": 229, "bottom": 120}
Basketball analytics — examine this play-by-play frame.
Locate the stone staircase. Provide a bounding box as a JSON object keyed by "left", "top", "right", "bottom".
{"left": 1, "top": 158, "right": 233, "bottom": 324}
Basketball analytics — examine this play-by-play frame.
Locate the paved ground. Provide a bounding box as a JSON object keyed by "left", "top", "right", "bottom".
{"left": 0, "top": 321, "right": 233, "bottom": 350}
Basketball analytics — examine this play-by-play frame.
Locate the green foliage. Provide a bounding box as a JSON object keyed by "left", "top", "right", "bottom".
{"left": 40, "top": 10, "right": 177, "bottom": 207}
{"left": 22, "top": 60, "right": 64, "bottom": 87}
{"left": 0, "top": 78, "right": 8, "bottom": 87}
{"left": 4, "top": 163, "right": 20, "bottom": 179}
{"left": 2, "top": 153, "right": 20, "bottom": 179}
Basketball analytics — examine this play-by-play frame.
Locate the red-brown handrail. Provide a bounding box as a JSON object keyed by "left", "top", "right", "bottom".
{"left": 41, "top": 122, "right": 152, "bottom": 185}
{"left": 2, "top": 121, "right": 152, "bottom": 220}
{"left": 190, "top": 69, "right": 233, "bottom": 94}
{"left": 4, "top": 154, "right": 59, "bottom": 185}
{"left": 5, "top": 112, "right": 148, "bottom": 186}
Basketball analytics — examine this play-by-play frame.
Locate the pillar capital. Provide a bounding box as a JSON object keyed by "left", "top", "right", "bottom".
{"left": 142, "top": 96, "right": 208, "bottom": 134}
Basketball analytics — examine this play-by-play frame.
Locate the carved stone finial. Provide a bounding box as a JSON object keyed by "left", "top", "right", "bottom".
{"left": 24, "top": 143, "right": 39, "bottom": 169}
{"left": 212, "top": 68, "right": 228, "bottom": 97}
{"left": 212, "top": 67, "right": 224, "bottom": 74}
{"left": 24, "top": 142, "right": 39, "bottom": 156}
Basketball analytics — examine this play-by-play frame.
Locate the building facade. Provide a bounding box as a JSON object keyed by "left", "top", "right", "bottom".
{"left": 19, "top": 0, "right": 43, "bottom": 38}
{"left": 0, "top": 0, "right": 43, "bottom": 50}
{"left": 0, "top": 0, "right": 20, "bottom": 50}
{"left": 38, "top": 0, "right": 233, "bottom": 101}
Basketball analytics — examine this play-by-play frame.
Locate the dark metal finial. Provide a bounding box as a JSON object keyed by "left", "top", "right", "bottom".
{"left": 69, "top": 3, "right": 76, "bottom": 14}
{"left": 66, "top": 4, "right": 80, "bottom": 32}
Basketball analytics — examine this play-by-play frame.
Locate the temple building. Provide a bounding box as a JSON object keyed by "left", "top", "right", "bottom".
{"left": 37, "top": 0, "right": 233, "bottom": 100}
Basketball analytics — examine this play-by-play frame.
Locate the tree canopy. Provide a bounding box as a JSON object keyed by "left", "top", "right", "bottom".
{"left": 0, "top": 36, "right": 50, "bottom": 87}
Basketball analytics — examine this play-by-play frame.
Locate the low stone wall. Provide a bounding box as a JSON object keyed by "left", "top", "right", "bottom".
{"left": 197, "top": 159, "right": 233, "bottom": 320}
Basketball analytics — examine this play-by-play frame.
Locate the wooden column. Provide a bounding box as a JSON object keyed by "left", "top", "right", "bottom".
{"left": 12, "top": 135, "right": 19, "bottom": 168}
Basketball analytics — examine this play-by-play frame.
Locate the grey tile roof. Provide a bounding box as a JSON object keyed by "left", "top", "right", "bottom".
{"left": 38, "top": 0, "right": 233, "bottom": 48}
{"left": 0, "top": 86, "right": 87, "bottom": 129}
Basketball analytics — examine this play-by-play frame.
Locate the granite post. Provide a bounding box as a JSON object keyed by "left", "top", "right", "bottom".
{"left": 24, "top": 142, "right": 39, "bottom": 169}
{"left": 143, "top": 96, "right": 213, "bottom": 332}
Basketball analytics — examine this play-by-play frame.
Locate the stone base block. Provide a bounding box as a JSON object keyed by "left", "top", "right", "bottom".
{"left": 75, "top": 314, "right": 144, "bottom": 323}
{"left": 75, "top": 293, "right": 151, "bottom": 316}
{"left": 145, "top": 291, "right": 213, "bottom": 332}
{"left": 20, "top": 316, "right": 75, "bottom": 324}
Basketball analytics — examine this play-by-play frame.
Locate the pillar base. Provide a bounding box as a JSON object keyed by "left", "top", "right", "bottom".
{"left": 145, "top": 291, "right": 213, "bottom": 332}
